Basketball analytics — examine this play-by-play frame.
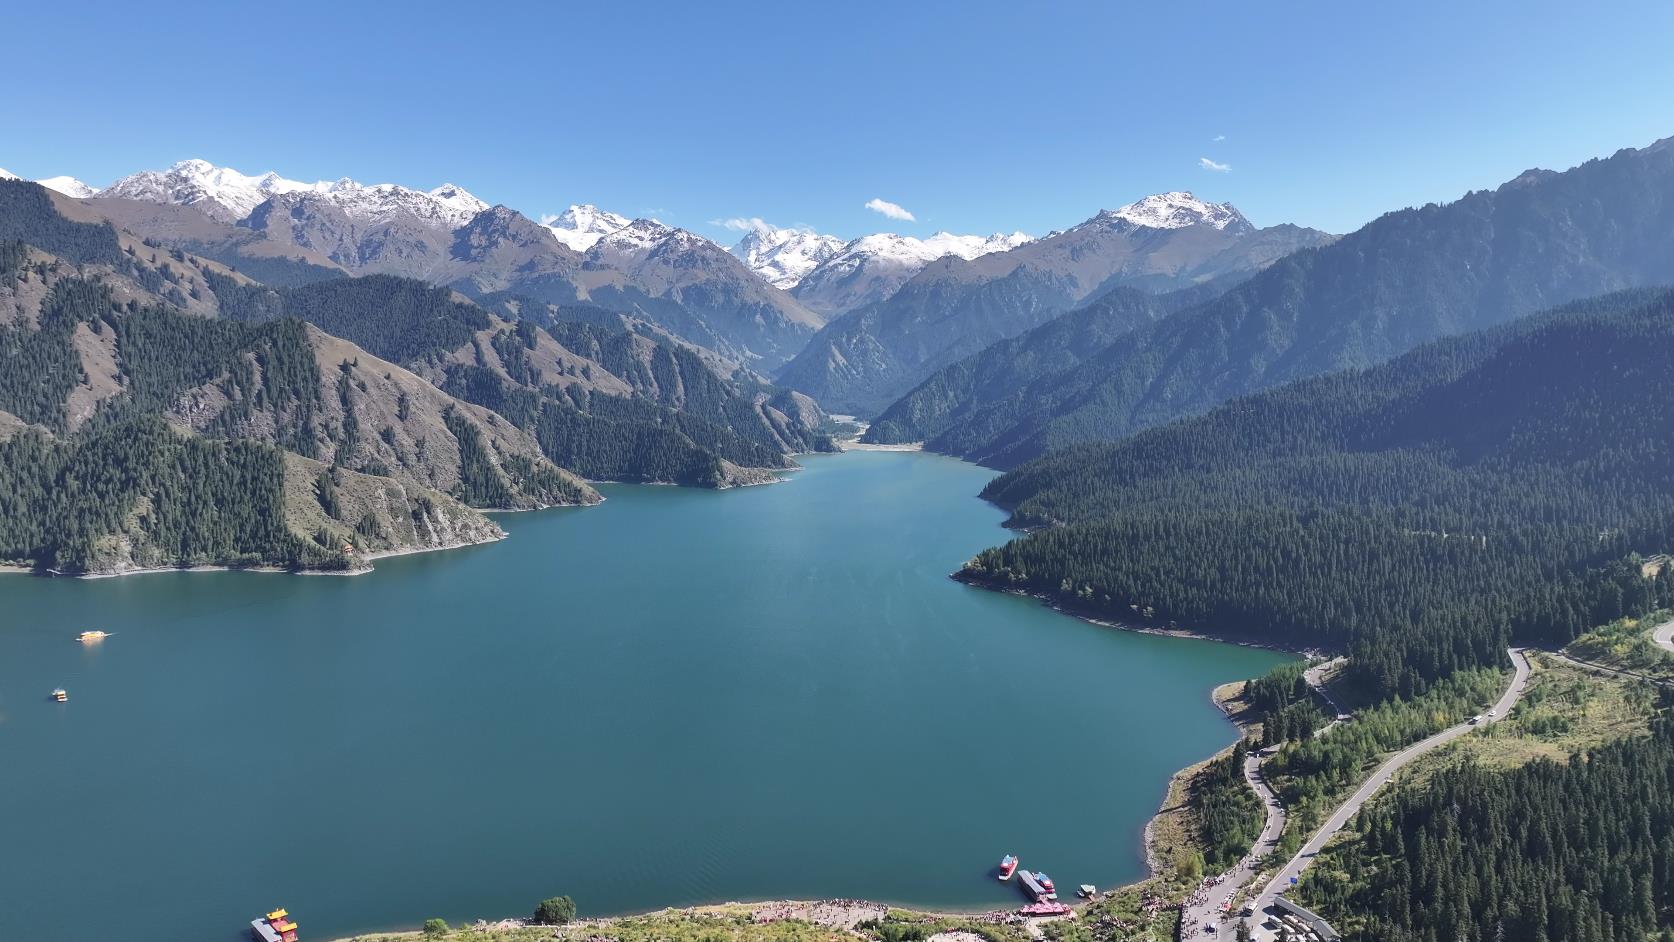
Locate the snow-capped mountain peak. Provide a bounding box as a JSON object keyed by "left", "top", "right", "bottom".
{"left": 1097, "top": 191, "right": 1247, "bottom": 231}
{"left": 37, "top": 176, "right": 99, "bottom": 198}
{"left": 0, "top": 168, "right": 19, "bottom": 181}
{"left": 542, "top": 204, "right": 634, "bottom": 252}
{"left": 729, "top": 224, "right": 847, "bottom": 290}
{"left": 308, "top": 177, "right": 489, "bottom": 229}
{"left": 101, "top": 159, "right": 316, "bottom": 221}
{"left": 594, "top": 217, "right": 680, "bottom": 254}
{"left": 99, "top": 159, "right": 488, "bottom": 228}
{"left": 786, "top": 229, "right": 1035, "bottom": 315}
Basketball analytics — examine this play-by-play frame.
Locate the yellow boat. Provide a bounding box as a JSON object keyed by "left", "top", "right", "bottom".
{"left": 77, "top": 630, "right": 110, "bottom": 644}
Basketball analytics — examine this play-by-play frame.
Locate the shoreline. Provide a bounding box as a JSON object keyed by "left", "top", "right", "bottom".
{"left": 0, "top": 531, "right": 511, "bottom": 581}
{"left": 20, "top": 446, "right": 1281, "bottom": 942}
{"left": 951, "top": 571, "right": 1325, "bottom": 658}
{"left": 317, "top": 667, "right": 1272, "bottom": 942}
{"left": 838, "top": 439, "right": 924, "bottom": 452}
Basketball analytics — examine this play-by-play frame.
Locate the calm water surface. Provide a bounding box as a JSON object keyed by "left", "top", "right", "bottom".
{"left": 0, "top": 451, "right": 1287, "bottom": 942}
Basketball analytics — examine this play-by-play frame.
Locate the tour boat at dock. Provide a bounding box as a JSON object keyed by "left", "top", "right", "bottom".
{"left": 998, "top": 854, "right": 1018, "bottom": 880}
{"left": 251, "top": 908, "right": 299, "bottom": 942}
{"left": 1037, "top": 871, "right": 1058, "bottom": 899}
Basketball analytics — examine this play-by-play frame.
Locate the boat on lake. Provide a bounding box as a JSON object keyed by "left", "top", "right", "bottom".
{"left": 251, "top": 908, "right": 298, "bottom": 942}
{"left": 1018, "top": 869, "right": 1047, "bottom": 901}
{"left": 998, "top": 853, "right": 1018, "bottom": 880}
{"left": 1037, "top": 871, "right": 1058, "bottom": 899}
{"left": 50, "top": 688, "right": 67, "bottom": 702}
{"left": 76, "top": 630, "right": 109, "bottom": 644}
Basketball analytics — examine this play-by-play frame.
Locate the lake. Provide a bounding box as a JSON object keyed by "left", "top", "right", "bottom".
{"left": 0, "top": 450, "right": 1287, "bottom": 942}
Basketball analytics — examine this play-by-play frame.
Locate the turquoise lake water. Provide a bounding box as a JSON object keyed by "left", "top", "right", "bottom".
{"left": 0, "top": 450, "right": 1287, "bottom": 941}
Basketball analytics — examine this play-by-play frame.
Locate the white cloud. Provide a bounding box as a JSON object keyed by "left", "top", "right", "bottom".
{"left": 712, "top": 216, "right": 771, "bottom": 232}
{"left": 538, "top": 213, "right": 559, "bottom": 226}
{"left": 864, "top": 197, "right": 915, "bottom": 222}
{"left": 1212, "top": 134, "right": 1226, "bottom": 142}
{"left": 1198, "top": 157, "right": 1232, "bottom": 173}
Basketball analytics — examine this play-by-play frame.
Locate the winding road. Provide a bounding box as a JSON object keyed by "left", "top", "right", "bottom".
{"left": 1653, "top": 617, "right": 1674, "bottom": 654}
{"left": 1549, "top": 615, "right": 1674, "bottom": 688}
{"left": 1179, "top": 648, "right": 1532, "bottom": 940}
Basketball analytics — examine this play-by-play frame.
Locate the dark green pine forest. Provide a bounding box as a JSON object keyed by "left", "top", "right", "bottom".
{"left": 1303, "top": 711, "right": 1674, "bottom": 942}
{"left": 963, "top": 288, "right": 1674, "bottom": 699}
{"left": 0, "top": 265, "right": 338, "bottom": 570}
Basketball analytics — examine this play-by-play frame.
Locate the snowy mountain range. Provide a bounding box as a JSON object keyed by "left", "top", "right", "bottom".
{"left": 728, "top": 224, "right": 848, "bottom": 291}
{"left": 542, "top": 204, "right": 634, "bottom": 252}
{"left": 777, "top": 193, "right": 1336, "bottom": 413}
{"left": 5, "top": 156, "right": 1331, "bottom": 379}
{"left": 93, "top": 159, "right": 489, "bottom": 228}
{"left": 1093, "top": 191, "right": 1247, "bottom": 232}
{"left": 786, "top": 230, "right": 1033, "bottom": 315}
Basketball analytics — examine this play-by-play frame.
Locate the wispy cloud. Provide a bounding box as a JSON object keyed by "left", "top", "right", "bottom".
{"left": 538, "top": 213, "right": 560, "bottom": 226}
{"left": 1198, "top": 157, "right": 1232, "bottom": 173}
{"left": 1212, "top": 134, "right": 1226, "bottom": 142}
{"left": 864, "top": 197, "right": 915, "bottom": 222}
{"left": 711, "top": 216, "right": 772, "bottom": 232}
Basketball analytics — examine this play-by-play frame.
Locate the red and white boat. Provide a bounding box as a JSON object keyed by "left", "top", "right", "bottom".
{"left": 1036, "top": 872, "right": 1058, "bottom": 900}
{"left": 998, "top": 854, "right": 1019, "bottom": 881}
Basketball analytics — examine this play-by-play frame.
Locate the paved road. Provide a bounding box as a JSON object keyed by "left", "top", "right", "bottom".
{"left": 1549, "top": 617, "right": 1674, "bottom": 689}
{"left": 1176, "top": 745, "right": 1288, "bottom": 937}
{"left": 1180, "top": 628, "right": 1657, "bottom": 939}
{"left": 1226, "top": 648, "right": 1531, "bottom": 940}
{"left": 1303, "top": 658, "right": 1348, "bottom": 718}
{"left": 1178, "top": 662, "right": 1346, "bottom": 938}
{"left": 1653, "top": 616, "right": 1674, "bottom": 654}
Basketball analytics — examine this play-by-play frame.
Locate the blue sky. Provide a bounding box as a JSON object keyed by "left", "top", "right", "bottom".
{"left": 8, "top": 0, "right": 1674, "bottom": 240}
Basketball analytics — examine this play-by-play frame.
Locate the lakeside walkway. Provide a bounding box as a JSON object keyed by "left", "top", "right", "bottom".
{"left": 1181, "top": 648, "right": 1531, "bottom": 941}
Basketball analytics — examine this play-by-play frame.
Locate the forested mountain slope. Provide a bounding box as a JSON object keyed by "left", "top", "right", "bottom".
{"left": 204, "top": 274, "right": 833, "bottom": 486}
{"left": 962, "top": 288, "right": 1674, "bottom": 698}
{"left": 12, "top": 179, "right": 831, "bottom": 487}
{"left": 0, "top": 211, "right": 590, "bottom": 572}
{"left": 1302, "top": 713, "right": 1674, "bottom": 942}
{"left": 921, "top": 135, "right": 1674, "bottom": 468}
{"left": 776, "top": 194, "right": 1333, "bottom": 414}
{"left": 862, "top": 287, "right": 1175, "bottom": 444}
